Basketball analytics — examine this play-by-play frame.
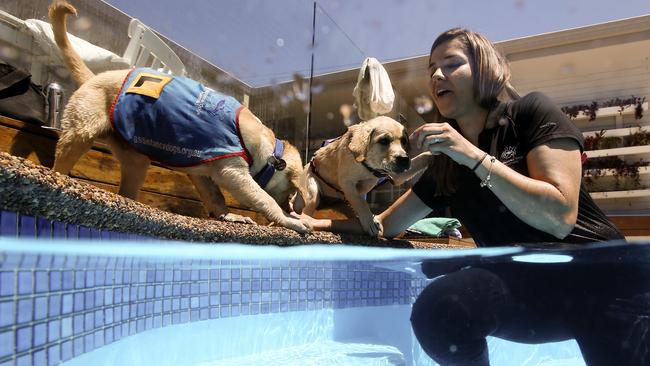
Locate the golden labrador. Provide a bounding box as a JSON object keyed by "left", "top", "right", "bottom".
{"left": 48, "top": 1, "right": 310, "bottom": 233}
{"left": 292, "top": 116, "right": 429, "bottom": 236}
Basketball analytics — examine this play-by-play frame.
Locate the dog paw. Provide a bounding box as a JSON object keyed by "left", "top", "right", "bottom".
{"left": 284, "top": 217, "right": 312, "bottom": 234}
{"left": 218, "top": 213, "right": 256, "bottom": 224}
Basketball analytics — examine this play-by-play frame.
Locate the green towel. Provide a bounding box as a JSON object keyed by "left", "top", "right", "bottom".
{"left": 407, "top": 217, "right": 461, "bottom": 237}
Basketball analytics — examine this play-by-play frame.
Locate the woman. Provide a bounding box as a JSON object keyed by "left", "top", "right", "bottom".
{"left": 301, "top": 27, "right": 623, "bottom": 246}
{"left": 301, "top": 28, "right": 635, "bottom": 365}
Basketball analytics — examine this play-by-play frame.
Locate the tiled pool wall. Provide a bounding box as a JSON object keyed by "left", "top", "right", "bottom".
{"left": 0, "top": 210, "right": 427, "bottom": 366}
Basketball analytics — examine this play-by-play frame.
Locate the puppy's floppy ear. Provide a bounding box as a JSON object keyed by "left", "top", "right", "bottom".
{"left": 348, "top": 123, "right": 375, "bottom": 163}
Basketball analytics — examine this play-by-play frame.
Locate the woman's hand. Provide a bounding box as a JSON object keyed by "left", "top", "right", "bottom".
{"left": 410, "top": 123, "right": 483, "bottom": 167}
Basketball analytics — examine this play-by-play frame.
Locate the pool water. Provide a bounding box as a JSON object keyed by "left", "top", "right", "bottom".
{"left": 0, "top": 238, "right": 646, "bottom": 365}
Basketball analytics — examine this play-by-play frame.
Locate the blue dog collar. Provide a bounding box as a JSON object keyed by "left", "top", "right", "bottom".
{"left": 253, "top": 139, "right": 286, "bottom": 189}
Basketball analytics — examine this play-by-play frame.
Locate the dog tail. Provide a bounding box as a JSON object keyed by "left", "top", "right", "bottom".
{"left": 48, "top": 0, "right": 95, "bottom": 85}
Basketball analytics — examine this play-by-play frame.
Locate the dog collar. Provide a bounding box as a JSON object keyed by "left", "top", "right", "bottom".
{"left": 361, "top": 161, "right": 395, "bottom": 185}
{"left": 253, "top": 139, "right": 286, "bottom": 189}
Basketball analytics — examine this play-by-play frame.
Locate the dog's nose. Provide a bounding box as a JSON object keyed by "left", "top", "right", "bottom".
{"left": 396, "top": 155, "right": 410, "bottom": 170}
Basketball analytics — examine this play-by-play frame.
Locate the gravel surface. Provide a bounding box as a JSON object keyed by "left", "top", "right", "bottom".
{"left": 0, "top": 152, "right": 462, "bottom": 249}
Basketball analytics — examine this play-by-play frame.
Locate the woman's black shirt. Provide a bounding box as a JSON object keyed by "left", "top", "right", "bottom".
{"left": 411, "top": 92, "right": 625, "bottom": 246}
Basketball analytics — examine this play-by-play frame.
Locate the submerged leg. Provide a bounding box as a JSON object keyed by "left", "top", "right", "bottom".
{"left": 410, "top": 268, "right": 513, "bottom": 366}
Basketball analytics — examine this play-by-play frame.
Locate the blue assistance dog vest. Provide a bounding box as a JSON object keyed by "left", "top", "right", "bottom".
{"left": 110, "top": 68, "right": 250, "bottom": 167}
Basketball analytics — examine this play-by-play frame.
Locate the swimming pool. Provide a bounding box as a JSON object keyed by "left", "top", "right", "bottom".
{"left": 1, "top": 210, "right": 647, "bottom": 365}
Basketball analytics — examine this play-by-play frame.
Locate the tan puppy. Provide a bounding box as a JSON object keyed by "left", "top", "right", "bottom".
{"left": 48, "top": 1, "right": 310, "bottom": 233}
{"left": 292, "top": 116, "right": 429, "bottom": 236}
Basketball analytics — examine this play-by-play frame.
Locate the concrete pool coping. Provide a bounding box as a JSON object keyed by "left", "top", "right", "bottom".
{"left": 0, "top": 152, "right": 472, "bottom": 249}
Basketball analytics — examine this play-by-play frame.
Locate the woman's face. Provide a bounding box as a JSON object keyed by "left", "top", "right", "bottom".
{"left": 427, "top": 38, "right": 475, "bottom": 120}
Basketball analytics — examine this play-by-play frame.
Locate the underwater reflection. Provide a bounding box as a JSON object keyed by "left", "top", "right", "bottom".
{"left": 411, "top": 242, "right": 650, "bottom": 366}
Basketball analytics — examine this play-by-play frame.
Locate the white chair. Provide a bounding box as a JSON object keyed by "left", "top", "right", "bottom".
{"left": 0, "top": 9, "right": 186, "bottom": 85}
{"left": 122, "top": 18, "right": 186, "bottom": 76}
{"left": 0, "top": 10, "right": 52, "bottom": 85}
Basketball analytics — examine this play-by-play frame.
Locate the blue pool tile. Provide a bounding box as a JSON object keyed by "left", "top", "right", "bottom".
{"left": 154, "top": 284, "right": 163, "bottom": 298}
{"left": 85, "top": 291, "right": 95, "bottom": 310}
{"left": 144, "top": 301, "right": 153, "bottom": 315}
{"left": 49, "top": 319, "right": 60, "bottom": 343}
{"left": 61, "top": 316, "right": 72, "bottom": 338}
{"left": 0, "top": 211, "right": 17, "bottom": 237}
{"left": 104, "top": 308, "right": 114, "bottom": 325}
{"left": 61, "top": 294, "right": 72, "bottom": 314}
{"left": 73, "top": 314, "right": 84, "bottom": 335}
{"left": 190, "top": 309, "right": 199, "bottom": 321}
{"left": 34, "top": 296, "right": 47, "bottom": 320}
{"left": 0, "top": 271, "right": 14, "bottom": 296}
{"left": 220, "top": 306, "right": 230, "bottom": 318}
{"left": 0, "top": 301, "right": 13, "bottom": 327}
{"left": 48, "top": 344, "right": 61, "bottom": 366}
{"left": 78, "top": 226, "right": 91, "bottom": 239}
{"left": 86, "top": 271, "right": 95, "bottom": 287}
{"left": 17, "top": 271, "right": 32, "bottom": 294}
{"left": 94, "top": 289, "right": 103, "bottom": 307}
{"left": 33, "top": 322, "right": 46, "bottom": 347}
{"left": 33, "top": 349, "right": 46, "bottom": 366}
{"left": 117, "top": 288, "right": 126, "bottom": 303}
{"left": 35, "top": 271, "right": 48, "bottom": 293}
{"left": 73, "top": 292, "right": 84, "bottom": 312}
{"left": 154, "top": 300, "right": 162, "bottom": 313}
{"left": 74, "top": 271, "right": 85, "bottom": 289}
{"left": 105, "top": 270, "right": 115, "bottom": 285}
{"left": 46, "top": 271, "right": 61, "bottom": 291}
{"left": 36, "top": 218, "right": 51, "bottom": 238}
{"left": 180, "top": 311, "right": 189, "bottom": 323}
{"left": 16, "top": 326, "right": 31, "bottom": 352}
{"left": 105, "top": 327, "right": 114, "bottom": 345}
{"left": 198, "top": 308, "right": 208, "bottom": 320}
{"left": 0, "top": 330, "right": 13, "bottom": 357}
{"left": 18, "top": 215, "right": 36, "bottom": 238}
{"left": 198, "top": 269, "right": 208, "bottom": 281}
{"left": 51, "top": 221, "right": 66, "bottom": 238}
{"left": 94, "top": 270, "right": 105, "bottom": 286}
{"left": 14, "top": 355, "right": 29, "bottom": 366}
{"left": 220, "top": 269, "right": 230, "bottom": 280}
{"left": 271, "top": 303, "right": 280, "bottom": 313}
{"left": 162, "top": 313, "right": 172, "bottom": 326}
{"left": 94, "top": 330, "right": 104, "bottom": 348}
{"left": 199, "top": 295, "right": 209, "bottom": 308}
{"left": 66, "top": 224, "right": 78, "bottom": 239}
{"left": 61, "top": 340, "right": 73, "bottom": 361}
{"left": 62, "top": 271, "right": 73, "bottom": 290}
{"left": 84, "top": 333, "right": 95, "bottom": 353}
{"left": 17, "top": 298, "right": 33, "bottom": 323}
{"left": 73, "top": 336, "right": 84, "bottom": 357}
{"left": 181, "top": 270, "right": 190, "bottom": 281}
